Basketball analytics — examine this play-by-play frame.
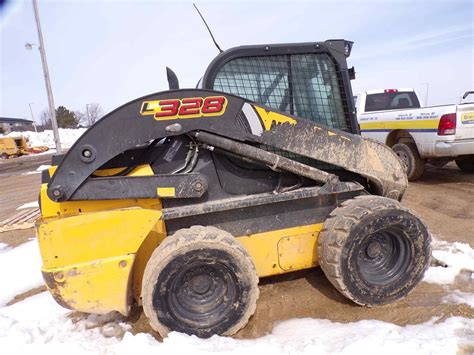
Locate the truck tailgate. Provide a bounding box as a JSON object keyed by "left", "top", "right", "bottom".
{"left": 457, "top": 103, "right": 474, "bottom": 140}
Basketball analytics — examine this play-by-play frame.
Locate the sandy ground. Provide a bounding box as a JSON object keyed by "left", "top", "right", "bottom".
{"left": 0, "top": 156, "right": 473, "bottom": 340}
{"left": 0, "top": 154, "right": 50, "bottom": 223}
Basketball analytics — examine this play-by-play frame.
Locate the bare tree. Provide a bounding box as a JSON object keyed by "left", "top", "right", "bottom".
{"left": 85, "top": 103, "right": 103, "bottom": 126}
{"left": 75, "top": 110, "right": 87, "bottom": 127}
{"left": 39, "top": 109, "right": 52, "bottom": 129}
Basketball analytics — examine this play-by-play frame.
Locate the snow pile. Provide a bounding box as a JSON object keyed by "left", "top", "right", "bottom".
{"left": 0, "top": 293, "right": 124, "bottom": 354}
{"left": 0, "top": 295, "right": 472, "bottom": 355}
{"left": 443, "top": 290, "right": 474, "bottom": 308}
{"left": 16, "top": 201, "right": 39, "bottom": 210}
{"left": 6, "top": 128, "right": 86, "bottom": 149}
{"left": 0, "top": 240, "right": 44, "bottom": 306}
{"left": 424, "top": 242, "right": 474, "bottom": 284}
{"left": 120, "top": 317, "right": 474, "bottom": 355}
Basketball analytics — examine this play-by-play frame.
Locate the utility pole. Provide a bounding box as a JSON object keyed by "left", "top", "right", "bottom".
{"left": 421, "top": 82, "right": 429, "bottom": 107}
{"left": 28, "top": 102, "right": 37, "bottom": 132}
{"left": 31, "top": 0, "right": 62, "bottom": 153}
{"left": 86, "top": 104, "right": 91, "bottom": 127}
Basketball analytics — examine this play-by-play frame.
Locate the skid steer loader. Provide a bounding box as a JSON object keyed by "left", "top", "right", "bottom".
{"left": 36, "top": 40, "right": 431, "bottom": 338}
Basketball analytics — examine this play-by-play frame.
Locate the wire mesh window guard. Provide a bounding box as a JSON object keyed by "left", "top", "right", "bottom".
{"left": 213, "top": 53, "right": 351, "bottom": 131}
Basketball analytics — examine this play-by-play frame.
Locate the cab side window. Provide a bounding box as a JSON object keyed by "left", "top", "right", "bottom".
{"left": 212, "top": 53, "right": 351, "bottom": 131}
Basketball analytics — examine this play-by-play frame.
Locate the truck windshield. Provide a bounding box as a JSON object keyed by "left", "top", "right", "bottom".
{"left": 365, "top": 92, "right": 420, "bottom": 112}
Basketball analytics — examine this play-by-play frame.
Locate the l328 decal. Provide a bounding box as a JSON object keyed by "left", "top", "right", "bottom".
{"left": 140, "top": 96, "right": 227, "bottom": 120}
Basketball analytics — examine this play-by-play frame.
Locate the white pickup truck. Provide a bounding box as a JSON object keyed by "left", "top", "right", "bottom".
{"left": 355, "top": 89, "right": 474, "bottom": 180}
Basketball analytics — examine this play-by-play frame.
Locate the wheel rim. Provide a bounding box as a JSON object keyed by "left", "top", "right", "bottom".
{"left": 166, "top": 260, "right": 238, "bottom": 329}
{"left": 356, "top": 228, "right": 412, "bottom": 286}
{"left": 395, "top": 151, "right": 409, "bottom": 171}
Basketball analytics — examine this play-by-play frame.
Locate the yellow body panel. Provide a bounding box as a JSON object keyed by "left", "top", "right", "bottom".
{"left": 42, "top": 254, "right": 135, "bottom": 315}
{"left": 37, "top": 208, "right": 165, "bottom": 314}
{"left": 237, "top": 224, "right": 322, "bottom": 277}
{"left": 38, "top": 208, "right": 164, "bottom": 268}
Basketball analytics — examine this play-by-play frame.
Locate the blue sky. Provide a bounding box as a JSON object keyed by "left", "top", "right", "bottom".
{"left": 1, "top": 0, "right": 473, "bottom": 122}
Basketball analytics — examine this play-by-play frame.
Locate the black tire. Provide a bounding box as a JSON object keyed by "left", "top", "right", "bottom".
{"left": 428, "top": 159, "right": 449, "bottom": 168}
{"left": 455, "top": 156, "right": 474, "bottom": 172}
{"left": 142, "top": 226, "right": 259, "bottom": 338}
{"left": 0, "top": 153, "right": 8, "bottom": 160}
{"left": 318, "top": 195, "right": 431, "bottom": 306}
{"left": 392, "top": 143, "right": 425, "bottom": 181}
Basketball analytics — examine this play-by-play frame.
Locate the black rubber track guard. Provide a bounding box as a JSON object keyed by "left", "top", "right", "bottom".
{"left": 47, "top": 89, "right": 407, "bottom": 202}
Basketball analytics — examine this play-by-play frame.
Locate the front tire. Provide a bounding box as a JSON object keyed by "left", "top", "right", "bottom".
{"left": 455, "top": 156, "right": 474, "bottom": 172}
{"left": 142, "top": 226, "right": 259, "bottom": 338}
{"left": 392, "top": 143, "right": 425, "bottom": 181}
{"left": 318, "top": 196, "right": 431, "bottom": 306}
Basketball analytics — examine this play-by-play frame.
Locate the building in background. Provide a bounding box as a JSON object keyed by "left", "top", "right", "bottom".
{"left": 0, "top": 117, "right": 35, "bottom": 134}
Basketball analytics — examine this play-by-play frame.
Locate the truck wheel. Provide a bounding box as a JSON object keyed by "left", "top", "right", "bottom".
{"left": 142, "top": 226, "right": 259, "bottom": 338}
{"left": 318, "top": 195, "right": 431, "bottom": 306}
{"left": 455, "top": 156, "right": 474, "bottom": 172}
{"left": 392, "top": 143, "right": 424, "bottom": 181}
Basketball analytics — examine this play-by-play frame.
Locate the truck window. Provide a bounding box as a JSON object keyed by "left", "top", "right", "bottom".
{"left": 212, "top": 53, "right": 351, "bottom": 131}
{"left": 364, "top": 92, "right": 421, "bottom": 112}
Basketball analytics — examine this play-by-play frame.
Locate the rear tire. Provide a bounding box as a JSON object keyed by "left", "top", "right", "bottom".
{"left": 455, "top": 156, "right": 474, "bottom": 172}
{"left": 318, "top": 195, "right": 431, "bottom": 306}
{"left": 142, "top": 226, "right": 259, "bottom": 338}
{"left": 392, "top": 143, "right": 424, "bottom": 181}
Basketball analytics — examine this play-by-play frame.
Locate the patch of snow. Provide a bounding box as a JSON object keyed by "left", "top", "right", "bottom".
{"left": 110, "top": 317, "right": 474, "bottom": 354}
{"left": 0, "top": 292, "right": 123, "bottom": 354}
{"left": 21, "top": 164, "right": 52, "bottom": 176}
{"left": 0, "top": 240, "right": 43, "bottom": 306}
{"left": 0, "top": 294, "right": 473, "bottom": 355}
{"left": 5, "top": 128, "right": 86, "bottom": 149}
{"left": 424, "top": 242, "right": 474, "bottom": 285}
{"left": 36, "top": 164, "right": 51, "bottom": 171}
{"left": 21, "top": 171, "right": 41, "bottom": 175}
{"left": 16, "top": 201, "right": 39, "bottom": 210}
{"left": 443, "top": 290, "right": 474, "bottom": 308}
{"left": 0, "top": 243, "right": 8, "bottom": 251}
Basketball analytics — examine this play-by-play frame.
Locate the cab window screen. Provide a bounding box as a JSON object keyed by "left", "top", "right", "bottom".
{"left": 212, "top": 53, "right": 352, "bottom": 131}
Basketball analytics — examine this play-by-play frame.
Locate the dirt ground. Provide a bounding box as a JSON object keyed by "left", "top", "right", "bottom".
{"left": 0, "top": 154, "right": 50, "bottom": 223}
{"left": 0, "top": 155, "right": 473, "bottom": 340}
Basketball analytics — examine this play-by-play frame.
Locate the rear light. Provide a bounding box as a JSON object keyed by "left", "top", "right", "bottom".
{"left": 437, "top": 113, "right": 456, "bottom": 135}
{"left": 384, "top": 89, "right": 398, "bottom": 93}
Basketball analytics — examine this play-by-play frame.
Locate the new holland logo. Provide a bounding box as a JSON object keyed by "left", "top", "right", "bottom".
{"left": 140, "top": 96, "right": 228, "bottom": 120}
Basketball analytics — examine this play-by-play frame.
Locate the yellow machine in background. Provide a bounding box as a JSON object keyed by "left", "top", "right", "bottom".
{"left": 0, "top": 135, "right": 48, "bottom": 159}
{"left": 0, "top": 136, "right": 28, "bottom": 159}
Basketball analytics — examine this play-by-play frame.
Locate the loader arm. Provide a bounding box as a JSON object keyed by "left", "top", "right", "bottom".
{"left": 47, "top": 89, "right": 406, "bottom": 202}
